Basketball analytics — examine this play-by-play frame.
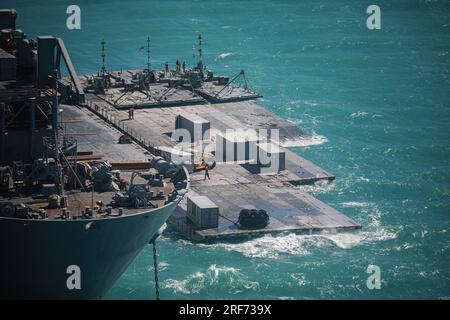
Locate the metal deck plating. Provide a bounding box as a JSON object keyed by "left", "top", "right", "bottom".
{"left": 80, "top": 71, "right": 361, "bottom": 242}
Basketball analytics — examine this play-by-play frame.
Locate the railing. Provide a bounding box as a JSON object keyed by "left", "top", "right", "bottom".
{"left": 85, "top": 100, "right": 161, "bottom": 156}
{"left": 83, "top": 100, "right": 190, "bottom": 190}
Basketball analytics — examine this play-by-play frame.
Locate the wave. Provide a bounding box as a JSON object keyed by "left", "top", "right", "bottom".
{"left": 393, "top": 242, "right": 416, "bottom": 251}
{"left": 340, "top": 201, "right": 374, "bottom": 208}
{"left": 295, "top": 179, "right": 337, "bottom": 194}
{"left": 323, "top": 204, "right": 398, "bottom": 249}
{"left": 281, "top": 134, "right": 328, "bottom": 147}
{"left": 349, "top": 111, "right": 369, "bottom": 118}
{"left": 320, "top": 228, "right": 397, "bottom": 249}
{"left": 162, "top": 264, "right": 259, "bottom": 294}
{"left": 158, "top": 261, "right": 170, "bottom": 272}
{"left": 201, "top": 233, "right": 323, "bottom": 259}
{"left": 285, "top": 99, "right": 318, "bottom": 108}
{"left": 290, "top": 273, "right": 309, "bottom": 286}
{"left": 303, "top": 100, "right": 319, "bottom": 107}
{"left": 215, "top": 52, "right": 234, "bottom": 61}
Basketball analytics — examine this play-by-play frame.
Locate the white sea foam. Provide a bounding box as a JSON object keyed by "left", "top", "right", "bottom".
{"left": 350, "top": 111, "right": 369, "bottom": 118}
{"left": 340, "top": 201, "right": 374, "bottom": 208}
{"left": 145, "top": 261, "right": 170, "bottom": 273}
{"left": 201, "top": 233, "right": 322, "bottom": 259}
{"left": 419, "top": 269, "right": 440, "bottom": 278}
{"left": 190, "top": 203, "right": 398, "bottom": 258}
{"left": 320, "top": 204, "right": 398, "bottom": 249}
{"left": 393, "top": 242, "right": 415, "bottom": 251}
{"left": 287, "top": 99, "right": 319, "bottom": 108}
{"left": 215, "top": 52, "right": 234, "bottom": 60}
{"left": 278, "top": 296, "right": 294, "bottom": 300}
{"left": 158, "top": 261, "right": 170, "bottom": 271}
{"left": 290, "top": 273, "right": 308, "bottom": 286}
{"left": 162, "top": 264, "right": 259, "bottom": 294}
{"left": 303, "top": 100, "right": 319, "bottom": 107}
{"left": 294, "top": 179, "right": 336, "bottom": 194}
{"left": 320, "top": 228, "right": 397, "bottom": 249}
{"left": 280, "top": 134, "right": 328, "bottom": 147}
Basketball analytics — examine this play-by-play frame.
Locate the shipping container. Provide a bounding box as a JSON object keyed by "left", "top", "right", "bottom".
{"left": 215, "top": 130, "right": 258, "bottom": 163}
{"left": 175, "top": 113, "right": 210, "bottom": 142}
{"left": 186, "top": 195, "right": 219, "bottom": 229}
{"left": 257, "top": 142, "right": 285, "bottom": 172}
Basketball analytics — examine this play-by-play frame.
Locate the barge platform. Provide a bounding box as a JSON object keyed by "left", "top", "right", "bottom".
{"left": 69, "top": 65, "right": 361, "bottom": 241}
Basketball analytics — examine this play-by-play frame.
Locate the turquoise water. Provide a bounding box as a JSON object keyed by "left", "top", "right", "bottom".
{"left": 4, "top": 0, "right": 450, "bottom": 299}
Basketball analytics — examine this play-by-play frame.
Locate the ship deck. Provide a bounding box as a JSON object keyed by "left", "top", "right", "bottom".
{"left": 61, "top": 105, "right": 176, "bottom": 216}
{"left": 61, "top": 103, "right": 152, "bottom": 161}
{"left": 168, "top": 164, "right": 359, "bottom": 241}
{"left": 173, "top": 183, "right": 359, "bottom": 241}
{"left": 4, "top": 187, "right": 171, "bottom": 219}
{"left": 1, "top": 105, "right": 175, "bottom": 219}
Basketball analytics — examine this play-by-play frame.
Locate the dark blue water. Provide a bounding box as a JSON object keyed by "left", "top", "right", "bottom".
{"left": 4, "top": 0, "right": 450, "bottom": 299}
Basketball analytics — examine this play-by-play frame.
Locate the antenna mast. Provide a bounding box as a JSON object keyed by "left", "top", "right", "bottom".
{"left": 198, "top": 34, "right": 203, "bottom": 64}
{"left": 146, "top": 36, "right": 151, "bottom": 71}
{"left": 100, "top": 39, "right": 106, "bottom": 76}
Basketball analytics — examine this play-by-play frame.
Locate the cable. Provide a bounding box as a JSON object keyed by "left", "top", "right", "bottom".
{"left": 152, "top": 240, "right": 160, "bottom": 300}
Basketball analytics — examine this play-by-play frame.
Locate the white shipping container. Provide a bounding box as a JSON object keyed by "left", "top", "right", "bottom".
{"left": 257, "top": 142, "right": 286, "bottom": 172}
{"left": 186, "top": 195, "right": 219, "bottom": 229}
{"left": 175, "top": 114, "right": 210, "bottom": 142}
{"left": 215, "top": 130, "right": 258, "bottom": 163}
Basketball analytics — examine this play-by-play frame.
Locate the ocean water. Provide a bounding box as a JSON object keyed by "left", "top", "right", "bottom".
{"left": 4, "top": 0, "right": 450, "bottom": 299}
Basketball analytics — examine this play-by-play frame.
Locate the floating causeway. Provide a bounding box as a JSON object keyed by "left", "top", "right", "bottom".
{"left": 73, "top": 66, "right": 361, "bottom": 241}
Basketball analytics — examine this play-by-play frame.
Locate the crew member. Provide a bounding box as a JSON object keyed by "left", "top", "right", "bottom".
{"left": 202, "top": 159, "right": 210, "bottom": 180}
{"left": 128, "top": 107, "right": 135, "bottom": 120}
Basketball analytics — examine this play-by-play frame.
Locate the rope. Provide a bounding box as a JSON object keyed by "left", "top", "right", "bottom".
{"left": 152, "top": 240, "right": 160, "bottom": 300}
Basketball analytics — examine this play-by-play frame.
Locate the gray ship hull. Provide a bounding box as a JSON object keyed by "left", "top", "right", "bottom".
{"left": 0, "top": 199, "right": 179, "bottom": 299}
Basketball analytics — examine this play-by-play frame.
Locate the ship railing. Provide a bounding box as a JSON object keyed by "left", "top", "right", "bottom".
{"left": 84, "top": 100, "right": 190, "bottom": 190}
